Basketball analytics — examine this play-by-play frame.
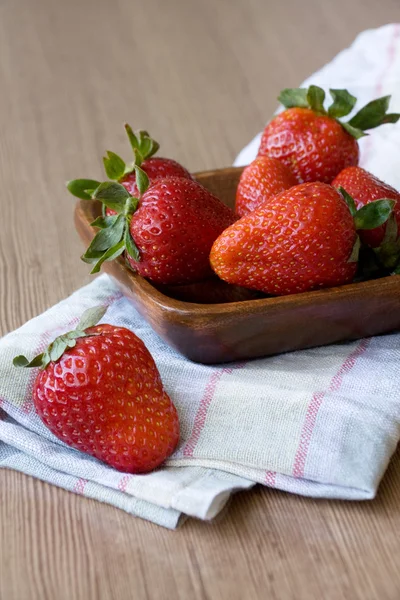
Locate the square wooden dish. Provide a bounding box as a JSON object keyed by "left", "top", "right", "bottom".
{"left": 74, "top": 166, "right": 400, "bottom": 364}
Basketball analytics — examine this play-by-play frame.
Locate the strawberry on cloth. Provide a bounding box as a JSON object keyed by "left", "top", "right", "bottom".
{"left": 14, "top": 306, "right": 180, "bottom": 474}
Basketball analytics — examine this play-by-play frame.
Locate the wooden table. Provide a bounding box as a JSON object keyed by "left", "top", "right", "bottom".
{"left": 1, "top": 1, "right": 400, "bottom": 598}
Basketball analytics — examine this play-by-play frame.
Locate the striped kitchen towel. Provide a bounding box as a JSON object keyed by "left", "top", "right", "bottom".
{"left": 1, "top": 24, "right": 400, "bottom": 528}
{"left": 1, "top": 272, "right": 399, "bottom": 528}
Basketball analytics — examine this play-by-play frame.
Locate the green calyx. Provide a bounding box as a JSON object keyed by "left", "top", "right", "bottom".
{"left": 338, "top": 186, "right": 398, "bottom": 268}
{"left": 66, "top": 125, "right": 158, "bottom": 198}
{"left": 81, "top": 181, "right": 145, "bottom": 273}
{"left": 374, "top": 213, "right": 400, "bottom": 270}
{"left": 66, "top": 125, "right": 155, "bottom": 274}
{"left": 278, "top": 86, "right": 400, "bottom": 139}
{"left": 339, "top": 187, "right": 395, "bottom": 230}
{"left": 66, "top": 176, "right": 146, "bottom": 273}
{"left": 13, "top": 306, "right": 108, "bottom": 369}
{"left": 102, "top": 125, "right": 160, "bottom": 182}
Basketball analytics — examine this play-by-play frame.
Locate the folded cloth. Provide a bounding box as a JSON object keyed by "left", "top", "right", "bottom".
{"left": 1, "top": 274, "right": 400, "bottom": 528}
{"left": 1, "top": 24, "right": 400, "bottom": 529}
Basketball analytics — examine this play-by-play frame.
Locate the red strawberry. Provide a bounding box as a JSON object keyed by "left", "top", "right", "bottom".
{"left": 121, "top": 156, "right": 192, "bottom": 197}
{"left": 210, "top": 182, "right": 394, "bottom": 296}
{"left": 235, "top": 156, "right": 297, "bottom": 216}
{"left": 72, "top": 176, "right": 237, "bottom": 285}
{"left": 126, "top": 177, "right": 237, "bottom": 284}
{"left": 14, "top": 306, "right": 179, "bottom": 474}
{"left": 332, "top": 166, "right": 400, "bottom": 248}
{"left": 258, "top": 86, "right": 399, "bottom": 184}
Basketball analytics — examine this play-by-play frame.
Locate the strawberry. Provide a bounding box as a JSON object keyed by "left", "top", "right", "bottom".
{"left": 235, "top": 156, "right": 297, "bottom": 216}
{"left": 69, "top": 174, "right": 237, "bottom": 285}
{"left": 332, "top": 166, "right": 400, "bottom": 249}
{"left": 13, "top": 306, "right": 179, "bottom": 473}
{"left": 67, "top": 125, "right": 236, "bottom": 285}
{"left": 210, "top": 182, "right": 394, "bottom": 296}
{"left": 258, "top": 86, "right": 399, "bottom": 184}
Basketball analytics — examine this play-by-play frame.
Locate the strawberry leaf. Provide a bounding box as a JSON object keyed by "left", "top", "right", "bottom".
{"left": 132, "top": 147, "right": 144, "bottom": 167}
{"left": 382, "top": 212, "right": 398, "bottom": 244}
{"left": 103, "top": 151, "right": 126, "bottom": 181}
{"left": 13, "top": 353, "right": 45, "bottom": 368}
{"left": 67, "top": 179, "right": 101, "bottom": 200}
{"left": 145, "top": 138, "right": 160, "bottom": 159}
{"left": 140, "top": 137, "right": 153, "bottom": 159}
{"left": 66, "top": 339, "right": 77, "bottom": 348}
{"left": 125, "top": 123, "right": 140, "bottom": 151}
{"left": 124, "top": 124, "right": 160, "bottom": 163}
{"left": 82, "top": 215, "right": 125, "bottom": 259}
{"left": 375, "top": 241, "right": 400, "bottom": 270}
{"left": 354, "top": 199, "right": 395, "bottom": 230}
{"left": 135, "top": 165, "right": 150, "bottom": 195}
{"left": 328, "top": 89, "right": 357, "bottom": 118}
{"left": 278, "top": 88, "right": 309, "bottom": 109}
{"left": 341, "top": 122, "right": 367, "bottom": 140}
{"left": 65, "top": 330, "right": 87, "bottom": 341}
{"left": 338, "top": 187, "right": 357, "bottom": 217}
{"left": 348, "top": 236, "right": 361, "bottom": 263}
{"left": 90, "top": 215, "right": 118, "bottom": 229}
{"left": 93, "top": 182, "right": 130, "bottom": 212}
{"left": 348, "top": 96, "right": 400, "bottom": 131}
{"left": 382, "top": 113, "right": 400, "bottom": 124}
{"left": 373, "top": 214, "right": 400, "bottom": 270}
{"left": 307, "top": 85, "right": 326, "bottom": 114}
{"left": 124, "top": 197, "right": 139, "bottom": 218}
{"left": 90, "top": 240, "right": 125, "bottom": 274}
{"left": 81, "top": 250, "right": 104, "bottom": 264}
{"left": 124, "top": 227, "right": 140, "bottom": 261}
{"left": 77, "top": 305, "right": 108, "bottom": 331}
{"left": 49, "top": 337, "right": 69, "bottom": 363}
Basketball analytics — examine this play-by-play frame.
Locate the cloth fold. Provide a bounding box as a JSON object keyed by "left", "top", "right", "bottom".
{"left": 1, "top": 24, "right": 400, "bottom": 528}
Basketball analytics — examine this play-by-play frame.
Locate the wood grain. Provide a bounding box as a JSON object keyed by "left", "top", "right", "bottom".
{"left": 1, "top": 0, "right": 400, "bottom": 598}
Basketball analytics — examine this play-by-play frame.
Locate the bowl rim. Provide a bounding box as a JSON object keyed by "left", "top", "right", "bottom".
{"left": 126, "top": 264, "right": 399, "bottom": 315}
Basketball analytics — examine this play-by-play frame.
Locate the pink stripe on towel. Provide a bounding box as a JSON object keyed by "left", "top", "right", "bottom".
{"left": 292, "top": 338, "right": 370, "bottom": 478}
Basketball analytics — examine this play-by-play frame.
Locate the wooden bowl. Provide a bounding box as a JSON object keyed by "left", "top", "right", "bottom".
{"left": 74, "top": 166, "right": 400, "bottom": 364}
